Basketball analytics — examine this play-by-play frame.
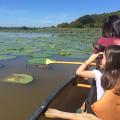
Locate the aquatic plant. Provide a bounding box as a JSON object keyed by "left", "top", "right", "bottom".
{"left": 0, "top": 55, "right": 16, "bottom": 60}
{"left": 2, "top": 74, "right": 33, "bottom": 84}
{"left": 28, "top": 58, "right": 47, "bottom": 64}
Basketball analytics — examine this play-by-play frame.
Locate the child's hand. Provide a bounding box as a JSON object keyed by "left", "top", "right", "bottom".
{"left": 87, "top": 52, "right": 103, "bottom": 63}
{"left": 88, "top": 54, "right": 99, "bottom": 62}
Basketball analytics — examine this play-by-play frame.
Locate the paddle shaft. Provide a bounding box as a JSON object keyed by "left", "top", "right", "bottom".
{"left": 46, "top": 58, "right": 96, "bottom": 65}
{"left": 52, "top": 61, "right": 96, "bottom": 65}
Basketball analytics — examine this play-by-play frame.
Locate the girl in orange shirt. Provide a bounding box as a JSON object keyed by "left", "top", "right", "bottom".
{"left": 76, "top": 45, "right": 120, "bottom": 120}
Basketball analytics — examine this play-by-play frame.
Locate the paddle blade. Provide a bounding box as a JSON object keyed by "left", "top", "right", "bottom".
{"left": 46, "top": 59, "right": 56, "bottom": 65}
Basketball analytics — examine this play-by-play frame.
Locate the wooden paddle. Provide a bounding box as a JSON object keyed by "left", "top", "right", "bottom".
{"left": 46, "top": 59, "right": 96, "bottom": 66}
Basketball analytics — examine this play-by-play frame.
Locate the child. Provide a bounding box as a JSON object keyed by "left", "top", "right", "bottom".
{"left": 76, "top": 52, "right": 104, "bottom": 100}
{"left": 92, "top": 45, "right": 120, "bottom": 120}
{"left": 94, "top": 15, "right": 120, "bottom": 54}
{"left": 76, "top": 45, "right": 120, "bottom": 119}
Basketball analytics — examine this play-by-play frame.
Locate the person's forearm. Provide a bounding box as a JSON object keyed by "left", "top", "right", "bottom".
{"left": 45, "top": 108, "right": 101, "bottom": 120}
{"left": 50, "top": 110, "right": 82, "bottom": 120}
{"left": 76, "top": 59, "right": 92, "bottom": 75}
{"left": 45, "top": 108, "right": 80, "bottom": 120}
{"left": 76, "top": 53, "right": 99, "bottom": 78}
{"left": 56, "top": 111, "right": 75, "bottom": 119}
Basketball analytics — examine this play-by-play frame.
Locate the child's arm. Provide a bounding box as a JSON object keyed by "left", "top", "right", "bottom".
{"left": 76, "top": 54, "right": 100, "bottom": 79}
{"left": 45, "top": 108, "right": 101, "bottom": 120}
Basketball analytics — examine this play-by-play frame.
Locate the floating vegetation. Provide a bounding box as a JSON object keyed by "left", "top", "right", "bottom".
{"left": 28, "top": 58, "right": 46, "bottom": 64}
{"left": 0, "top": 55, "right": 16, "bottom": 61}
{"left": 58, "top": 50, "right": 72, "bottom": 56}
{"left": 59, "top": 51, "right": 71, "bottom": 56}
{"left": 30, "top": 52, "right": 52, "bottom": 58}
{"left": 48, "top": 44, "right": 56, "bottom": 49}
{"left": 2, "top": 74, "right": 33, "bottom": 84}
{"left": 0, "top": 28, "right": 102, "bottom": 61}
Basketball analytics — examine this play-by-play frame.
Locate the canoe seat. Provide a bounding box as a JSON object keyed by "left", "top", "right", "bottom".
{"left": 76, "top": 83, "right": 91, "bottom": 88}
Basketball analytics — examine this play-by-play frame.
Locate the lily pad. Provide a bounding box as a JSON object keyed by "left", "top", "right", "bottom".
{"left": 58, "top": 50, "right": 72, "bottom": 56}
{"left": 48, "top": 44, "right": 56, "bottom": 48}
{"left": 30, "top": 52, "right": 52, "bottom": 58}
{"left": 0, "top": 55, "right": 16, "bottom": 61}
{"left": 2, "top": 74, "right": 33, "bottom": 84}
{"left": 28, "top": 58, "right": 46, "bottom": 64}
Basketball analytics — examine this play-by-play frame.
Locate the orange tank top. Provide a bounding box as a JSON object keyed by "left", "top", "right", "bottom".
{"left": 92, "top": 90, "right": 120, "bottom": 120}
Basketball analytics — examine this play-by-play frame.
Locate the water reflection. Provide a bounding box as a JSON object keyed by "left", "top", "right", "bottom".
{"left": 0, "top": 56, "right": 78, "bottom": 120}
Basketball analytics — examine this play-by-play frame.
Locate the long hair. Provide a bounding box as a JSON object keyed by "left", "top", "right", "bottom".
{"left": 101, "top": 45, "right": 120, "bottom": 95}
{"left": 102, "top": 15, "right": 120, "bottom": 38}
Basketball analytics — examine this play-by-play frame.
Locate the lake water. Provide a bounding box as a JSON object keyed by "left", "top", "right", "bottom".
{"left": 0, "top": 29, "right": 101, "bottom": 120}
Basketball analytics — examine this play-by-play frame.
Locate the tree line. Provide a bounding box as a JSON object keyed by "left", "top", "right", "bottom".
{"left": 57, "top": 10, "right": 120, "bottom": 28}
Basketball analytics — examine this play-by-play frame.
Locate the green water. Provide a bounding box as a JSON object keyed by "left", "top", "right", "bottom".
{"left": 0, "top": 28, "right": 101, "bottom": 62}
{"left": 0, "top": 28, "right": 101, "bottom": 120}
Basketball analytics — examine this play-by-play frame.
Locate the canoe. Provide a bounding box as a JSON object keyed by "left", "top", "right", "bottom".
{"left": 29, "top": 76, "right": 91, "bottom": 120}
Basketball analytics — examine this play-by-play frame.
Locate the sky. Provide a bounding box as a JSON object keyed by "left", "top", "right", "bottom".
{"left": 0, "top": 0, "right": 120, "bottom": 27}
